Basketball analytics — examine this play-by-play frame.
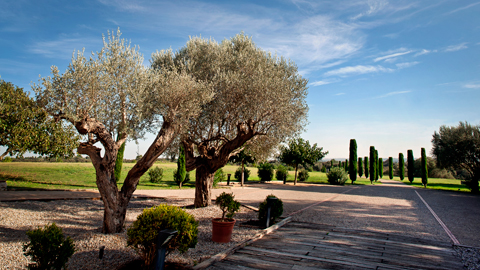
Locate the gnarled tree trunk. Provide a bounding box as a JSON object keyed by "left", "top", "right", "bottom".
{"left": 194, "top": 166, "right": 215, "bottom": 207}
{"left": 76, "top": 118, "right": 178, "bottom": 233}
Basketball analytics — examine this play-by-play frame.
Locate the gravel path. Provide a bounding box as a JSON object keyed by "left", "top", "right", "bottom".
{"left": 0, "top": 198, "right": 260, "bottom": 270}
{"left": 2, "top": 180, "right": 480, "bottom": 269}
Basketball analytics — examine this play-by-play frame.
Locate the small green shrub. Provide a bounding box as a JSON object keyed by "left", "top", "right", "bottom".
{"left": 321, "top": 166, "right": 326, "bottom": 173}
{"left": 2, "top": 156, "right": 12, "bottom": 162}
{"left": 127, "top": 204, "right": 198, "bottom": 268}
{"left": 148, "top": 166, "right": 163, "bottom": 183}
{"left": 234, "top": 167, "right": 250, "bottom": 182}
{"left": 257, "top": 162, "right": 274, "bottom": 182}
{"left": 327, "top": 167, "right": 348, "bottom": 185}
{"left": 215, "top": 192, "right": 241, "bottom": 221}
{"left": 23, "top": 223, "right": 75, "bottom": 270}
{"left": 298, "top": 169, "right": 309, "bottom": 181}
{"left": 275, "top": 165, "right": 289, "bottom": 180}
{"left": 213, "top": 168, "right": 225, "bottom": 187}
{"left": 258, "top": 195, "right": 283, "bottom": 226}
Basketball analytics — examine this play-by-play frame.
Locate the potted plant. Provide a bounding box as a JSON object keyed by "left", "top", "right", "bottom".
{"left": 212, "top": 192, "right": 241, "bottom": 243}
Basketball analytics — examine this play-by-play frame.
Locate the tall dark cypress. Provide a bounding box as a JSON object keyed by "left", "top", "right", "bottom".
{"left": 114, "top": 136, "right": 126, "bottom": 183}
{"left": 388, "top": 157, "right": 393, "bottom": 179}
{"left": 375, "top": 150, "right": 379, "bottom": 181}
{"left": 379, "top": 158, "right": 383, "bottom": 179}
{"left": 399, "top": 153, "right": 405, "bottom": 180}
{"left": 364, "top": 156, "right": 369, "bottom": 178}
{"left": 345, "top": 159, "right": 348, "bottom": 171}
{"left": 358, "top": 157, "right": 363, "bottom": 178}
{"left": 349, "top": 139, "right": 357, "bottom": 183}
{"left": 174, "top": 145, "right": 187, "bottom": 188}
{"left": 421, "top": 148, "right": 428, "bottom": 188}
{"left": 369, "top": 147, "right": 376, "bottom": 184}
{"left": 407, "top": 149, "right": 414, "bottom": 183}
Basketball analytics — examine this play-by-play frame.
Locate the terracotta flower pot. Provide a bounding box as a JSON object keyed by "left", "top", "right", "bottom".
{"left": 211, "top": 218, "right": 235, "bottom": 243}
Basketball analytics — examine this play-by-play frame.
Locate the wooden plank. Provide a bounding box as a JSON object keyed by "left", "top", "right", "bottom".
{"left": 222, "top": 253, "right": 295, "bottom": 270}
{"left": 324, "top": 233, "right": 455, "bottom": 256}
{"left": 241, "top": 246, "right": 415, "bottom": 270}
{"left": 234, "top": 248, "right": 374, "bottom": 270}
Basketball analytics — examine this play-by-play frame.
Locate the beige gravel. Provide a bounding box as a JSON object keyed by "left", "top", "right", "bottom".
{"left": 0, "top": 198, "right": 260, "bottom": 270}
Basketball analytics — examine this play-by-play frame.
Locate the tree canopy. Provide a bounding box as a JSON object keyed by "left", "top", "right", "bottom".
{"left": 432, "top": 121, "right": 480, "bottom": 192}
{"left": 152, "top": 33, "right": 309, "bottom": 207}
{"left": 0, "top": 80, "right": 78, "bottom": 160}
{"left": 279, "top": 138, "right": 328, "bottom": 185}
{"left": 33, "top": 29, "right": 213, "bottom": 232}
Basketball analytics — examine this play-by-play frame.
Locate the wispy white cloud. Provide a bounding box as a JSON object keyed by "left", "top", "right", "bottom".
{"left": 97, "top": 0, "right": 147, "bottom": 12}
{"left": 444, "top": 2, "right": 480, "bottom": 15}
{"left": 335, "top": 92, "right": 345, "bottom": 96}
{"left": 396, "top": 61, "right": 419, "bottom": 69}
{"left": 374, "top": 50, "right": 412, "bottom": 62}
{"left": 444, "top": 43, "right": 468, "bottom": 52}
{"left": 375, "top": 90, "right": 411, "bottom": 99}
{"left": 464, "top": 84, "right": 480, "bottom": 89}
{"left": 414, "top": 49, "right": 437, "bottom": 57}
{"left": 351, "top": 0, "right": 389, "bottom": 20}
{"left": 27, "top": 35, "right": 100, "bottom": 59}
{"left": 310, "top": 80, "right": 333, "bottom": 86}
{"left": 324, "top": 65, "right": 394, "bottom": 77}
{"left": 264, "top": 15, "right": 364, "bottom": 66}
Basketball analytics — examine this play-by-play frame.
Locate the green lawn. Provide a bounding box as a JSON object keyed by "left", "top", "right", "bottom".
{"left": 0, "top": 161, "right": 197, "bottom": 190}
{"left": 0, "top": 162, "right": 468, "bottom": 192}
{"left": 389, "top": 176, "right": 470, "bottom": 192}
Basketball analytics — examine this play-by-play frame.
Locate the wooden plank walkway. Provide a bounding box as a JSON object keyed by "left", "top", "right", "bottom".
{"left": 206, "top": 221, "right": 463, "bottom": 270}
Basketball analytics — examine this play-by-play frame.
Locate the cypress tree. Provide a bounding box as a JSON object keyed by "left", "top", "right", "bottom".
{"left": 114, "top": 136, "right": 126, "bottom": 183}
{"left": 379, "top": 158, "right": 383, "bottom": 179}
{"left": 364, "top": 156, "right": 369, "bottom": 178}
{"left": 388, "top": 157, "right": 393, "bottom": 179}
{"left": 344, "top": 159, "right": 348, "bottom": 171}
{"left": 421, "top": 148, "right": 428, "bottom": 188}
{"left": 399, "top": 153, "right": 405, "bottom": 180}
{"left": 331, "top": 160, "right": 334, "bottom": 168}
{"left": 369, "top": 147, "right": 376, "bottom": 184}
{"left": 349, "top": 139, "right": 357, "bottom": 183}
{"left": 407, "top": 149, "right": 414, "bottom": 183}
{"left": 375, "top": 150, "right": 379, "bottom": 181}
{"left": 358, "top": 157, "right": 363, "bottom": 178}
{"left": 174, "top": 144, "right": 187, "bottom": 188}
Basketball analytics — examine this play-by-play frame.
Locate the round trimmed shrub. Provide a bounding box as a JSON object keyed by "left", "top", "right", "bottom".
{"left": 257, "top": 162, "right": 274, "bottom": 182}
{"left": 327, "top": 167, "right": 348, "bottom": 185}
{"left": 298, "top": 169, "right": 309, "bottom": 181}
{"left": 258, "top": 194, "right": 283, "bottom": 226}
{"left": 275, "top": 165, "right": 289, "bottom": 180}
{"left": 127, "top": 204, "right": 198, "bottom": 267}
{"left": 23, "top": 223, "right": 75, "bottom": 270}
{"left": 234, "top": 167, "right": 250, "bottom": 182}
{"left": 148, "top": 166, "right": 163, "bottom": 183}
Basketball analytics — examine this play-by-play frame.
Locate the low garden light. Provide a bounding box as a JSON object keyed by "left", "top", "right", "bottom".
{"left": 154, "top": 229, "right": 178, "bottom": 270}
{"left": 266, "top": 197, "right": 278, "bottom": 228}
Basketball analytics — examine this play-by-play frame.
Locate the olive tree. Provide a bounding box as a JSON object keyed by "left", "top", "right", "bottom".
{"left": 34, "top": 30, "right": 213, "bottom": 232}
{"left": 152, "top": 34, "right": 309, "bottom": 207}
{"left": 432, "top": 122, "right": 480, "bottom": 193}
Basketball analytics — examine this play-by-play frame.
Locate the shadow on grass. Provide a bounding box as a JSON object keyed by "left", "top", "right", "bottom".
{"left": 2, "top": 173, "right": 96, "bottom": 190}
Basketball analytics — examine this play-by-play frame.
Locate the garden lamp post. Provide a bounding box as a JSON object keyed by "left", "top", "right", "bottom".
{"left": 154, "top": 229, "right": 178, "bottom": 270}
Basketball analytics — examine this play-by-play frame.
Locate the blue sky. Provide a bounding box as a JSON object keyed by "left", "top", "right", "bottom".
{"left": 1, "top": 0, "right": 479, "bottom": 160}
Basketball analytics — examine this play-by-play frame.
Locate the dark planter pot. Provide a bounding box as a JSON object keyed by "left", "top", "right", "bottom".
{"left": 212, "top": 218, "right": 235, "bottom": 243}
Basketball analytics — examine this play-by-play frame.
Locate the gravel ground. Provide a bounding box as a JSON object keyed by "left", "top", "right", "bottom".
{"left": 455, "top": 246, "right": 480, "bottom": 270}
{"left": 0, "top": 198, "right": 260, "bottom": 270}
